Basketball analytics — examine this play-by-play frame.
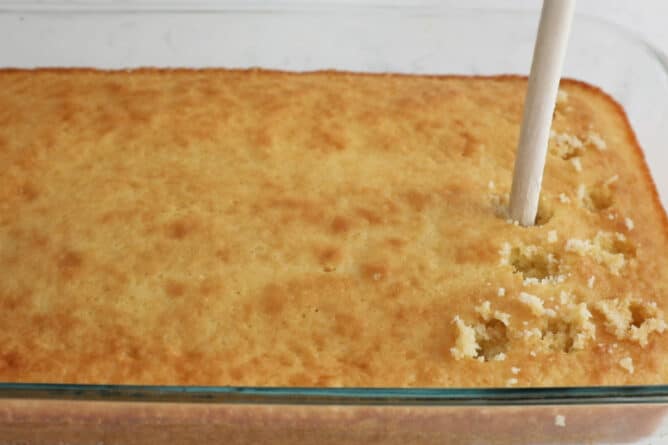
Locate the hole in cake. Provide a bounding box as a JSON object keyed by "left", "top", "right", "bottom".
{"left": 479, "top": 319, "right": 509, "bottom": 361}
{"left": 509, "top": 246, "right": 559, "bottom": 280}
{"left": 451, "top": 310, "right": 510, "bottom": 362}
{"left": 511, "top": 248, "right": 548, "bottom": 279}
{"left": 566, "top": 232, "right": 635, "bottom": 275}
{"left": 582, "top": 184, "right": 614, "bottom": 211}
{"left": 630, "top": 302, "right": 653, "bottom": 328}
{"left": 611, "top": 235, "right": 636, "bottom": 258}
{"left": 539, "top": 302, "right": 596, "bottom": 353}
{"left": 544, "top": 319, "right": 574, "bottom": 353}
{"left": 593, "top": 231, "right": 636, "bottom": 258}
{"left": 535, "top": 201, "right": 554, "bottom": 226}
{"left": 490, "top": 195, "right": 552, "bottom": 225}
{"left": 593, "top": 298, "right": 664, "bottom": 346}
{"left": 589, "top": 185, "right": 613, "bottom": 211}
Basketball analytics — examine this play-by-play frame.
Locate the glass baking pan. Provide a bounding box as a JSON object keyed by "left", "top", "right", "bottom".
{"left": 2, "top": 2, "right": 668, "bottom": 444}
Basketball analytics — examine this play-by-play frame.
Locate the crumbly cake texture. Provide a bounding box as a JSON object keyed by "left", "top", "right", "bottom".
{"left": 1, "top": 69, "right": 667, "bottom": 387}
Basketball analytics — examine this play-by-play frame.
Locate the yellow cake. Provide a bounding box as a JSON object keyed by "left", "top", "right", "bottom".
{"left": 1, "top": 69, "right": 667, "bottom": 387}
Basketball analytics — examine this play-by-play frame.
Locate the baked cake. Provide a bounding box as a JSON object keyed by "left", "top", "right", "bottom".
{"left": 1, "top": 69, "right": 667, "bottom": 387}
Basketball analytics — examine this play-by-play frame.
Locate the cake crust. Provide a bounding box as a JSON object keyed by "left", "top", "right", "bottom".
{"left": 1, "top": 68, "right": 667, "bottom": 387}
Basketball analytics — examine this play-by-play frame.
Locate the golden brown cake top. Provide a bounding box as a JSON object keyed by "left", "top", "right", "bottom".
{"left": 1, "top": 69, "right": 667, "bottom": 387}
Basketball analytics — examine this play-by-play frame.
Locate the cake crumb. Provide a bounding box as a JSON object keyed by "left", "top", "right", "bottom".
{"left": 565, "top": 232, "right": 627, "bottom": 275}
{"left": 476, "top": 301, "right": 512, "bottom": 326}
{"left": 529, "top": 351, "right": 537, "bottom": 357}
{"left": 619, "top": 357, "right": 634, "bottom": 374}
{"left": 506, "top": 378, "right": 518, "bottom": 386}
{"left": 608, "top": 213, "right": 615, "bottom": 220}
{"left": 625, "top": 217, "right": 634, "bottom": 231}
{"left": 571, "top": 157, "right": 582, "bottom": 172}
{"left": 605, "top": 174, "right": 619, "bottom": 186}
{"left": 494, "top": 311, "right": 511, "bottom": 326}
{"left": 511, "top": 367, "right": 520, "bottom": 375}
{"left": 519, "top": 292, "right": 545, "bottom": 316}
{"left": 547, "top": 230, "right": 558, "bottom": 243}
{"left": 499, "top": 242, "right": 511, "bottom": 265}
{"left": 595, "top": 298, "right": 667, "bottom": 346}
{"left": 475, "top": 301, "right": 493, "bottom": 319}
{"left": 488, "top": 180, "right": 495, "bottom": 190}
{"left": 551, "top": 132, "right": 584, "bottom": 155}
{"left": 559, "top": 193, "right": 571, "bottom": 203}
{"left": 587, "top": 132, "right": 607, "bottom": 150}
{"left": 523, "top": 277, "right": 540, "bottom": 286}
{"left": 450, "top": 317, "right": 479, "bottom": 360}
{"left": 494, "top": 352, "right": 507, "bottom": 361}
{"left": 559, "top": 291, "right": 573, "bottom": 305}
{"left": 522, "top": 275, "right": 565, "bottom": 287}
{"left": 498, "top": 288, "right": 506, "bottom": 297}
{"left": 587, "top": 276, "right": 596, "bottom": 289}
{"left": 555, "top": 415, "right": 566, "bottom": 427}
{"left": 571, "top": 303, "right": 596, "bottom": 348}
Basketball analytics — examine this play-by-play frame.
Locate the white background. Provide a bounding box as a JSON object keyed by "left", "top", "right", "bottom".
{"left": 300, "top": 0, "right": 668, "bottom": 52}
{"left": 1, "top": 1, "right": 667, "bottom": 55}
{"left": 445, "top": 0, "right": 668, "bottom": 52}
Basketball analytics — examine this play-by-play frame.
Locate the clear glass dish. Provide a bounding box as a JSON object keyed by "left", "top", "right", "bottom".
{"left": 1, "top": 2, "right": 668, "bottom": 444}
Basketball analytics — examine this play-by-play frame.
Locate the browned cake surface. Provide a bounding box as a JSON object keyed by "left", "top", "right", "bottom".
{"left": 1, "top": 69, "right": 667, "bottom": 387}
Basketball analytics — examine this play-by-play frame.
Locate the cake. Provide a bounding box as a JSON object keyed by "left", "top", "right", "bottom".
{"left": 1, "top": 69, "right": 667, "bottom": 387}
